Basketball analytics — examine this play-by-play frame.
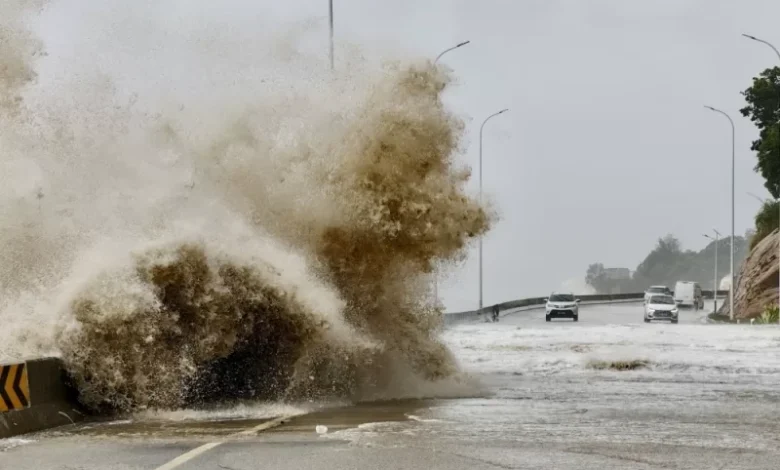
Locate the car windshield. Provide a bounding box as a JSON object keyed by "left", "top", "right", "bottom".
{"left": 648, "top": 287, "right": 667, "bottom": 293}
{"left": 550, "top": 294, "right": 574, "bottom": 302}
{"left": 649, "top": 295, "right": 675, "bottom": 305}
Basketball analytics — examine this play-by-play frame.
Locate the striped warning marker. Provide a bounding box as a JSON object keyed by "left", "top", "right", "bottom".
{"left": 0, "top": 363, "right": 30, "bottom": 412}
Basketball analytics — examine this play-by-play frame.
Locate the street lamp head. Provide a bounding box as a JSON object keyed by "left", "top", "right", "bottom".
{"left": 498, "top": 108, "right": 509, "bottom": 114}
{"left": 434, "top": 40, "right": 471, "bottom": 64}
{"left": 704, "top": 105, "right": 716, "bottom": 111}
{"left": 742, "top": 33, "right": 760, "bottom": 41}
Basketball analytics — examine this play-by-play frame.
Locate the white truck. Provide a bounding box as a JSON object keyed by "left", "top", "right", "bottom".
{"left": 673, "top": 281, "right": 704, "bottom": 310}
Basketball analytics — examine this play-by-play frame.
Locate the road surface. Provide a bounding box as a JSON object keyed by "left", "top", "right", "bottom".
{"left": 3, "top": 302, "right": 780, "bottom": 469}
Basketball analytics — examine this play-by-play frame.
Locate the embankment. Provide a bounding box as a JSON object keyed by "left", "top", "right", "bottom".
{"left": 718, "top": 229, "right": 779, "bottom": 320}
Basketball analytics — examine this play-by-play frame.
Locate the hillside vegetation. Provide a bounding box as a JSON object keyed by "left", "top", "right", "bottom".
{"left": 586, "top": 234, "right": 749, "bottom": 294}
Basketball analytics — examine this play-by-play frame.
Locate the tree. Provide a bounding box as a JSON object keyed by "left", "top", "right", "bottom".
{"left": 634, "top": 235, "right": 684, "bottom": 285}
{"left": 585, "top": 263, "right": 607, "bottom": 292}
{"left": 752, "top": 200, "right": 779, "bottom": 249}
{"left": 740, "top": 66, "right": 780, "bottom": 198}
{"left": 584, "top": 234, "right": 750, "bottom": 294}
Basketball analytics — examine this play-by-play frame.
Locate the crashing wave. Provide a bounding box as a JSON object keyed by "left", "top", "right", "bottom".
{"left": 0, "top": 2, "right": 493, "bottom": 413}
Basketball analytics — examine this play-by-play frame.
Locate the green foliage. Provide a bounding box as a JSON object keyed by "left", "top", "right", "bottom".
{"left": 751, "top": 200, "right": 779, "bottom": 249}
{"left": 585, "top": 263, "right": 607, "bottom": 292}
{"left": 585, "top": 234, "right": 749, "bottom": 294}
{"left": 740, "top": 66, "right": 780, "bottom": 199}
{"left": 633, "top": 234, "right": 687, "bottom": 286}
{"left": 756, "top": 304, "right": 779, "bottom": 324}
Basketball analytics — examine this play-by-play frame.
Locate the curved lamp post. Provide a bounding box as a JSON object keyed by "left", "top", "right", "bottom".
{"left": 434, "top": 41, "right": 471, "bottom": 64}
{"left": 478, "top": 108, "right": 509, "bottom": 310}
{"left": 704, "top": 105, "right": 736, "bottom": 320}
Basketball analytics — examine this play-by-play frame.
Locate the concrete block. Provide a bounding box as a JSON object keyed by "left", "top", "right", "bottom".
{"left": 0, "top": 358, "right": 83, "bottom": 439}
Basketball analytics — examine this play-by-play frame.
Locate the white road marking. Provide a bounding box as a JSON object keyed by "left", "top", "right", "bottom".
{"left": 234, "top": 415, "right": 291, "bottom": 436}
{"left": 153, "top": 415, "right": 292, "bottom": 470}
{"left": 154, "top": 442, "right": 224, "bottom": 470}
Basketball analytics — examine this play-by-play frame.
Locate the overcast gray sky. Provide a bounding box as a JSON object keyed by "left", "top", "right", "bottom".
{"left": 325, "top": 0, "right": 778, "bottom": 311}
{"left": 324, "top": 0, "right": 779, "bottom": 311}
{"left": 36, "top": 0, "right": 780, "bottom": 312}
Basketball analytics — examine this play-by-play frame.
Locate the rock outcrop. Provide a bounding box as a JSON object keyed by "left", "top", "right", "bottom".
{"left": 719, "top": 229, "right": 779, "bottom": 319}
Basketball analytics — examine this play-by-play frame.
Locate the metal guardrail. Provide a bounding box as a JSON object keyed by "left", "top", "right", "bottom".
{"left": 443, "top": 290, "right": 729, "bottom": 326}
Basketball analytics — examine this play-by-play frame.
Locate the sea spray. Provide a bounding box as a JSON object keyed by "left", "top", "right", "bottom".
{"left": 0, "top": 2, "right": 493, "bottom": 412}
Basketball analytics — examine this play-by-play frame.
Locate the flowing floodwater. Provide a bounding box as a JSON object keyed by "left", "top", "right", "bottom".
{"left": 324, "top": 303, "right": 780, "bottom": 465}
{"left": 3, "top": 303, "right": 780, "bottom": 469}
{"left": 0, "top": 1, "right": 491, "bottom": 413}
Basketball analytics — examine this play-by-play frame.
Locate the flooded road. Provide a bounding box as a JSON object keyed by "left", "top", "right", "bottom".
{"left": 3, "top": 302, "right": 780, "bottom": 469}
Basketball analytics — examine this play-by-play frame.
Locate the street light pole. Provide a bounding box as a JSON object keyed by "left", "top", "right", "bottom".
{"left": 478, "top": 108, "right": 509, "bottom": 310}
{"left": 433, "top": 270, "right": 438, "bottom": 302}
{"left": 704, "top": 105, "right": 736, "bottom": 320}
{"left": 328, "top": 0, "right": 334, "bottom": 70}
{"left": 434, "top": 41, "right": 471, "bottom": 64}
{"left": 743, "top": 34, "right": 780, "bottom": 324}
{"left": 429, "top": 40, "right": 469, "bottom": 308}
{"left": 704, "top": 230, "right": 721, "bottom": 312}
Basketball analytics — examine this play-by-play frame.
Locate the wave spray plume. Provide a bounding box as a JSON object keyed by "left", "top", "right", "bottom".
{"left": 0, "top": 2, "right": 493, "bottom": 413}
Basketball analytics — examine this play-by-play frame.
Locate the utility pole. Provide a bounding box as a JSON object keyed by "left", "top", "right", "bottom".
{"left": 704, "top": 230, "right": 721, "bottom": 313}
{"left": 430, "top": 40, "right": 470, "bottom": 307}
{"left": 328, "top": 0, "right": 334, "bottom": 70}
{"left": 478, "top": 108, "right": 509, "bottom": 310}
{"left": 704, "top": 105, "right": 736, "bottom": 320}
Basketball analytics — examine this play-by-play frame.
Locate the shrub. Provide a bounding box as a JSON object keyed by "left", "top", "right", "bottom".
{"left": 756, "top": 304, "right": 779, "bottom": 324}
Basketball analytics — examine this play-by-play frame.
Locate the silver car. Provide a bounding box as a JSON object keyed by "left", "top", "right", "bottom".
{"left": 644, "top": 294, "right": 679, "bottom": 324}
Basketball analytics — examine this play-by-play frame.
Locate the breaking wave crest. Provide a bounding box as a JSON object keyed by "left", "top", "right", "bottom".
{"left": 0, "top": 2, "right": 492, "bottom": 412}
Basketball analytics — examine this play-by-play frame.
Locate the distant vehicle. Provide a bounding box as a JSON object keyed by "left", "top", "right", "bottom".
{"left": 545, "top": 293, "right": 580, "bottom": 322}
{"left": 674, "top": 281, "right": 704, "bottom": 310}
{"left": 644, "top": 285, "right": 672, "bottom": 302}
{"left": 644, "top": 294, "right": 679, "bottom": 323}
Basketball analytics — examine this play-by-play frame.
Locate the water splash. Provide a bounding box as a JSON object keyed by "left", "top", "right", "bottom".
{"left": 0, "top": 3, "right": 493, "bottom": 412}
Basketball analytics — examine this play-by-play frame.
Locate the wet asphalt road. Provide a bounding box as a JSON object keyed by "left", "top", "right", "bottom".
{"left": 3, "top": 301, "right": 780, "bottom": 469}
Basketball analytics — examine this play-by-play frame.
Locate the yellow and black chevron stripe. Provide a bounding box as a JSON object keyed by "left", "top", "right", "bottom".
{"left": 0, "top": 363, "right": 30, "bottom": 412}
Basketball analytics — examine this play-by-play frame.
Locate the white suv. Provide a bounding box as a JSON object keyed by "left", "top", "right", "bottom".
{"left": 644, "top": 294, "right": 679, "bottom": 323}
{"left": 545, "top": 293, "right": 580, "bottom": 322}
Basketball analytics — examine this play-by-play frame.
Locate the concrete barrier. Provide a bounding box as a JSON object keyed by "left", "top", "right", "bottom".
{"left": 0, "top": 358, "right": 83, "bottom": 439}
{"left": 443, "top": 289, "right": 730, "bottom": 326}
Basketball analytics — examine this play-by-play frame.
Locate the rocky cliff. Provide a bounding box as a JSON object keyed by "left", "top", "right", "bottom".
{"left": 719, "top": 229, "right": 779, "bottom": 319}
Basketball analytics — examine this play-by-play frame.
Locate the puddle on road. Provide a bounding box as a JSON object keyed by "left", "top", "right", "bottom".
{"left": 270, "top": 399, "right": 432, "bottom": 434}
{"left": 40, "top": 399, "right": 432, "bottom": 440}
{"left": 50, "top": 416, "right": 279, "bottom": 439}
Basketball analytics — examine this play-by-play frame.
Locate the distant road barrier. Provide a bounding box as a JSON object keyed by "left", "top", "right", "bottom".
{"left": 443, "top": 290, "right": 729, "bottom": 326}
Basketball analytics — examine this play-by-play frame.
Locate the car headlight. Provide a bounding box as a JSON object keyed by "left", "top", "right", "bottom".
{"left": 647, "top": 308, "right": 655, "bottom": 314}
{"left": 671, "top": 308, "right": 678, "bottom": 314}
